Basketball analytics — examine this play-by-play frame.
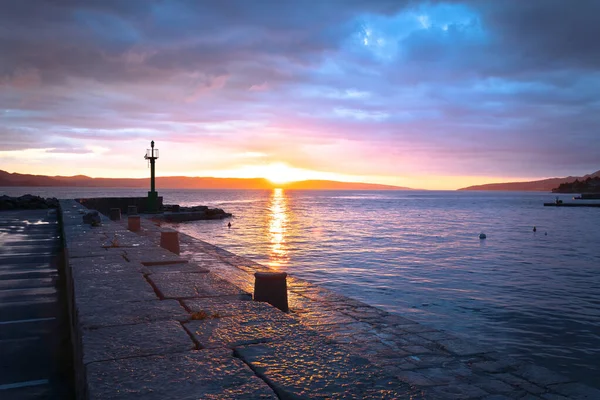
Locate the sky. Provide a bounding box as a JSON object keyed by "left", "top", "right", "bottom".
{"left": 1, "top": 0, "right": 599, "bottom": 190}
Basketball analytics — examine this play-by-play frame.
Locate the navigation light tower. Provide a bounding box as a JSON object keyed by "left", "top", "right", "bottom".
{"left": 144, "top": 140, "right": 159, "bottom": 212}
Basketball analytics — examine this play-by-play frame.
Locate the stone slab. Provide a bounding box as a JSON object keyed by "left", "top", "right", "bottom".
{"left": 148, "top": 272, "right": 247, "bottom": 299}
{"left": 86, "top": 350, "right": 277, "bottom": 399}
{"left": 78, "top": 299, "right": 189, "bottom": 329}
{"left": 70, "top": 258, "right": 142, "bottom": 279}
{"left": 107, "top": 247, "right": 188, "bottom": 265}
{"left": 294, "top": 308, "right": 359, "bottom": 327}
{"left": 63, "top": 246, "right": 113, "bottom": 259}
{"left": 98, "top": 231, "right": 154, "bottom": 248}
{"left": 235, "top": 338, "right": 417, "bottom": 399}
{"left": 186, "top": 310, "right": 312, "bottom": 348}
{"left": 183, "top": 297, "right": 281, "bottom": 318}
{"left": 73, "top": 273, "right": 157, "bottom": 303}
{"left": 142, "top": 263, "right": 209, "bottom": 275}
{"left": 82, "top": 320, "right": 194, "bottom": 364}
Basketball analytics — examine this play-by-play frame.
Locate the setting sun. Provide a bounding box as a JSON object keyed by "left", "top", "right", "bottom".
{"left": 263, "top": 163, "right": 299, "bottom": 184}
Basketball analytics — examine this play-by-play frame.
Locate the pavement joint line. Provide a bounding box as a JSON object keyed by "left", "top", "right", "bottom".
{"left": 0, "top": 316, "right": 56, "bottom": 325}
{"left": 180, "top": 321, "right": 202, "bottom": 350}
{"left": 0, "top": 379, "right": 49, "bottom": 391}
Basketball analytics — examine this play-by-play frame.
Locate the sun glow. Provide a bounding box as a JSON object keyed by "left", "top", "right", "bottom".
{"left": 263, "top": 163, "right": 299, "bottom": 184}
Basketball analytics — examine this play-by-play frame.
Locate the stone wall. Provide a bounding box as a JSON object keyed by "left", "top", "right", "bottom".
{"left": 56, "top": 205, "right": 87, "bottom": 399}
{"left": 77, "top": 196, "right": 163, "bottom": 214}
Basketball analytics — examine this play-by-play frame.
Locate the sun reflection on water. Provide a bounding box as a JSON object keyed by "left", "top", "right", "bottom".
{"left": 268, "top": 188, "right": 289, "bottom": 268}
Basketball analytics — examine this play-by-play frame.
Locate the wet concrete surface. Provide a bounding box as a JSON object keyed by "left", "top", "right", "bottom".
{"left": 0, "top": 210, "right": 73, "bottom": 399}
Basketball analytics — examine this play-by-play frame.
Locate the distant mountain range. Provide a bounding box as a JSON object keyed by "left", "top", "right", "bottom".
{"left": 459, "top": 170, "right": 600, "bottom": 191}
{"left": 0, "top": 170, "right": 411, "bottom": 191}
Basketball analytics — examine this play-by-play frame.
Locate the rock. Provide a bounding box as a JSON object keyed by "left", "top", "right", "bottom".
{"left": 186, "top": 205, "right": 208, "bottom": 212}
{"left": 0, "top": 195, "right": 15, "bottom": 210}
{"left": 83, "top": 210, "right": 102, "bottom": 226}
{"left": 156, "top": 204, "right": 231, "bottom": 221}
{"left": 0, "top": 194, "right": 59, "bottom": 210}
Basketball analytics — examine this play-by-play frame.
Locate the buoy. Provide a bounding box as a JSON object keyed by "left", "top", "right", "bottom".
{"left": 533, "top": 226, "right": 537, "bottom": 232}
{"left": 227, "top": 222, "right": 231, "bottom": 228}
{"left": 545, "top": 232, "right": 547, "bottom": 236}
{"left": 479, "top": 233, "right": 487, "bottom": 239}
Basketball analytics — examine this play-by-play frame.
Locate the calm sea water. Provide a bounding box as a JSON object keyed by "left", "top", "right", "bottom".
{"left": 3, "top": 187, "right": 600, "bottom": 386}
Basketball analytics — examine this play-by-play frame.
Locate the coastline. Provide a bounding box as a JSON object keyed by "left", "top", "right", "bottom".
{"left": 56, "top": 198, "right": 600, "bottom": 399}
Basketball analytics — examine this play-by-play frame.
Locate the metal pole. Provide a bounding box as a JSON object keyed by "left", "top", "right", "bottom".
{"left": 150, "top": 140, "right": 155, "bottom": 193}
{"left": 150, "top": 161, "right": 155, "bottom": 194}
{"left": 147, "top": 140, "right": 158, "bottom": 212}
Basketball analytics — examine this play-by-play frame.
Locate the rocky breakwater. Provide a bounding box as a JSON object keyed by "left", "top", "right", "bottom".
{"left": 0, "top": 194, "right": 59, "bottom": 210}
{"left": 157, "top": 204, "right": 232, "bottom": 223}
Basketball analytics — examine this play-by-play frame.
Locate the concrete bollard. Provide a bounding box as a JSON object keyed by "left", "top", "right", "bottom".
{"left": 160, "top": 230, "right": 180, "bottom": 255}
{"left": 127, "top": 205, "right": 138, "bottom": 215}
{"left": 128, "top": 215, "right": 141, "bottom": 232}
{"left": 109, "top": 208, "right": 121, "bottom": 221}
{"left": 254, "top": 272, "right": 288, "bottom": 312}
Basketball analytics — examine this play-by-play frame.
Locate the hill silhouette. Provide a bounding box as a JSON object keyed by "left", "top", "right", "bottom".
{"left": 458, "top": 170, "right": 600, "bottom": 191}
{"left": 0, "top": 170, "right": 411, "bottom": 191}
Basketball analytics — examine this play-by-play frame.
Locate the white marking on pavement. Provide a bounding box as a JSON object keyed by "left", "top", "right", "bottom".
{"left": 0, "top": 379, "right": 49, "bottom": 391}
{"left": 0, "top": 317, "right": 56, "bottom": 325}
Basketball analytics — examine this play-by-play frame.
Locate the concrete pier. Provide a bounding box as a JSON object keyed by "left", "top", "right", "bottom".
{"left": 58, "top": 200, "right": 600, "bottom": 399}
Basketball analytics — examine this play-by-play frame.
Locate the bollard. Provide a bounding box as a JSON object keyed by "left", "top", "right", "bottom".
{"left": 254, "top": 272, "right": 288, "bottom": 312}
{"left": 160, "top": 230, "right": 180, "bottom": 255}
{"left": 109, "top": 208, "right": 121, "bottom": 221}
{"left": 127, "top": 205, "right": 138, "bottom": 215}
{"left": 128, "top": 215, "right": 141, "bottom": 232}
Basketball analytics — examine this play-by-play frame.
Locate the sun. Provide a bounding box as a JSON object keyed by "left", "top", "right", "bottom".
{"left": 263, "top": 163, "right": 297, "bottom": 184}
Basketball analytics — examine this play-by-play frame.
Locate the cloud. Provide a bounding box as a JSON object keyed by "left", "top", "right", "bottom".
{"left": 0, "top": 0, "right": 599, "bottom": 184}
{"left": 45, "top": 147, "right": 95, "bottom": 155}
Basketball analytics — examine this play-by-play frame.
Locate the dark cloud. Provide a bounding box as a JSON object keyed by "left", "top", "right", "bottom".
{"left": 478, "top": 0, "right": 600, "bottom": 71}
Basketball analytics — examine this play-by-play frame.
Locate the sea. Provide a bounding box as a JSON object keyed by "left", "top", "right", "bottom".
{"left": 3, "top": 187, "right": 600, "bottom": 387}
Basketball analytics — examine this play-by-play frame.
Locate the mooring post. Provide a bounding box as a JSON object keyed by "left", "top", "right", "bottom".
{"left": 128, "top": 215, "right": 141, "bottom": 232}
{"left": 109, "top": 208, "right": 121, "bottom": 221}
{"left": 254, "top": 272, "right": 289, "bottom": 312}
{"left": 160, "top": 230, "right": 180, "bottom": 254}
